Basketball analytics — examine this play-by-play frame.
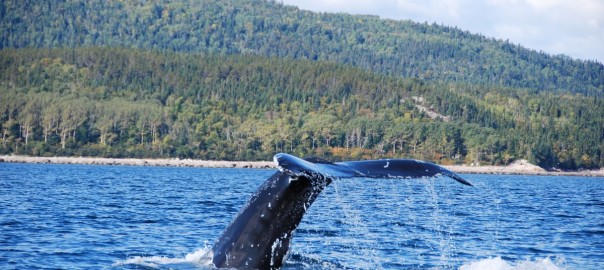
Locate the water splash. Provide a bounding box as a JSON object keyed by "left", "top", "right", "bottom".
{"left": 113, "top": 247, "right": 214, "bottom": 269}
{"left": 460, "top": 257, "right": 566, "bottom": 270}
{"left": 422, "top": 177, "right": 456, "bottom": 269}
{"left": 290, "top": 175, "right": 471, "bottom": 269}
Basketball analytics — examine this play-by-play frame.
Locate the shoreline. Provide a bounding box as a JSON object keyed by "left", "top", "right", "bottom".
{"left": 1, "top": 155, "right": 603, "bottom": 177}
{"left": 0, "top": 155, "right": 275, "bottom": 169}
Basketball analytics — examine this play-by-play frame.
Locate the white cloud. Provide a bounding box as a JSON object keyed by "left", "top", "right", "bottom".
{"left": 524, "top": 0, "right": 563, "bottom": 10}
{"left": 280, "top": 0, "right": 604, "bottom": 62}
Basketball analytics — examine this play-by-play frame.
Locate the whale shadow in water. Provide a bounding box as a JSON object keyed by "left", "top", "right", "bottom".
{"left": 211, "top": 153, "right": 472, "bottom": 269}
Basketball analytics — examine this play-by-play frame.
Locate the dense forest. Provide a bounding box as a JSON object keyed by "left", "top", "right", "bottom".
{"left": 1, "top": 49, "right": 602, "bottom": 169}
{"left": 0, "top": 0, "right": 603, "bottom": 169}
{"left": 1, "top": 0, "right": 603, "bottom": 96}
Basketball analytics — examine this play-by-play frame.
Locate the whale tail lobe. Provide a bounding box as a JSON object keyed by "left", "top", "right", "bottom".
{"left": 276, "top": 153, "right": 472, "bottom": 186}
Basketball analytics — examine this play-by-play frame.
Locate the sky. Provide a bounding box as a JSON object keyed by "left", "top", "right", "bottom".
{"left": 280, "top": 0, "right": 604, "bottom": 63}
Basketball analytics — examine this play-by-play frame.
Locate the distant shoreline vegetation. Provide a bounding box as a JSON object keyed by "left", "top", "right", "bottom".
{"left": 2, "top": 155, "right": 603, "bottom": 177}
{"left": 1, "top": 48, "right": 602, "bottom": 170}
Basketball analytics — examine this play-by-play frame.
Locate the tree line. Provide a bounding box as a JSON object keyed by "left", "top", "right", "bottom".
{"left": 1, "top": 48, "right": 602, "bottom": 169}
{"left": 1, "top": 0, "right": 603, "bottom": 96}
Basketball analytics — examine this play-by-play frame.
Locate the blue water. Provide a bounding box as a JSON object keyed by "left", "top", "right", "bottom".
{"left": 1, "top": 163, "right": 603, "bottom": 269}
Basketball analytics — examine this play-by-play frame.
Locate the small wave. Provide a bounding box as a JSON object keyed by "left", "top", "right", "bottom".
{"left": 113, "top": 248, "right": 213, "bottom": 269}
{"left": 460, "top": 257, "right": 565, "bottom": 270}
{"left": 286, "top": 253, "right": 338, "bottom": 269}
{"left": 0, "top": 219, "right": 22, "bottom": 226}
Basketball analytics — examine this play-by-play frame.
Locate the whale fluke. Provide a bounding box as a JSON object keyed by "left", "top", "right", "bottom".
{"left": 211, "top": 153, "right": 471, "bottom": 269}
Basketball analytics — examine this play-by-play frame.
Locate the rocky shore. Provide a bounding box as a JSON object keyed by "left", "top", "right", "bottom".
{"left": 1, "top": 155, "right": 603, "bottom": 177}
{"left": 445, "top": 159, "right": 604, "bottom": 177}
{"left": 0, "top": 155, "right": 274, "bottom": 169}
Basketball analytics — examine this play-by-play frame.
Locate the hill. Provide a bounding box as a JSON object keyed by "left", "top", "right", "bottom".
{"left": 1, "top": 0, "right": 603, "bottom": 96}
{"left": 1, "top": 48, "right": 602, "bottom": 169}
{"left": 1, "top": 0, "right": 603, "bottom": 169}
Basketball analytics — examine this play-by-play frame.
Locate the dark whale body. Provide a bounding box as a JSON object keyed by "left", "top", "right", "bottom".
{"left": 211, "top": 153, "right": 471, "bottom": 269}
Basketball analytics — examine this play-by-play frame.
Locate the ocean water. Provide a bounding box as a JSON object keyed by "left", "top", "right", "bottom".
{"left": 1, "top": 163, "right": 603, "bottom": 269}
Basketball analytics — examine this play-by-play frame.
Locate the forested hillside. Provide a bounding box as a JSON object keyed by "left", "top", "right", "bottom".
{"left": 1, "top": 0, "right": 603, "bottom": 96}
{"left": 1, "top": 49, "right": 602, "bottom": 169}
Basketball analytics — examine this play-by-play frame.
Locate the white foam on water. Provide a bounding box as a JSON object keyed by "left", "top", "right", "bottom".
{"left": 460, "top": 257, "right": 566, "bottom": 270}
{"left": 113, "top": 247, "right": 214, "bottom": 269}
